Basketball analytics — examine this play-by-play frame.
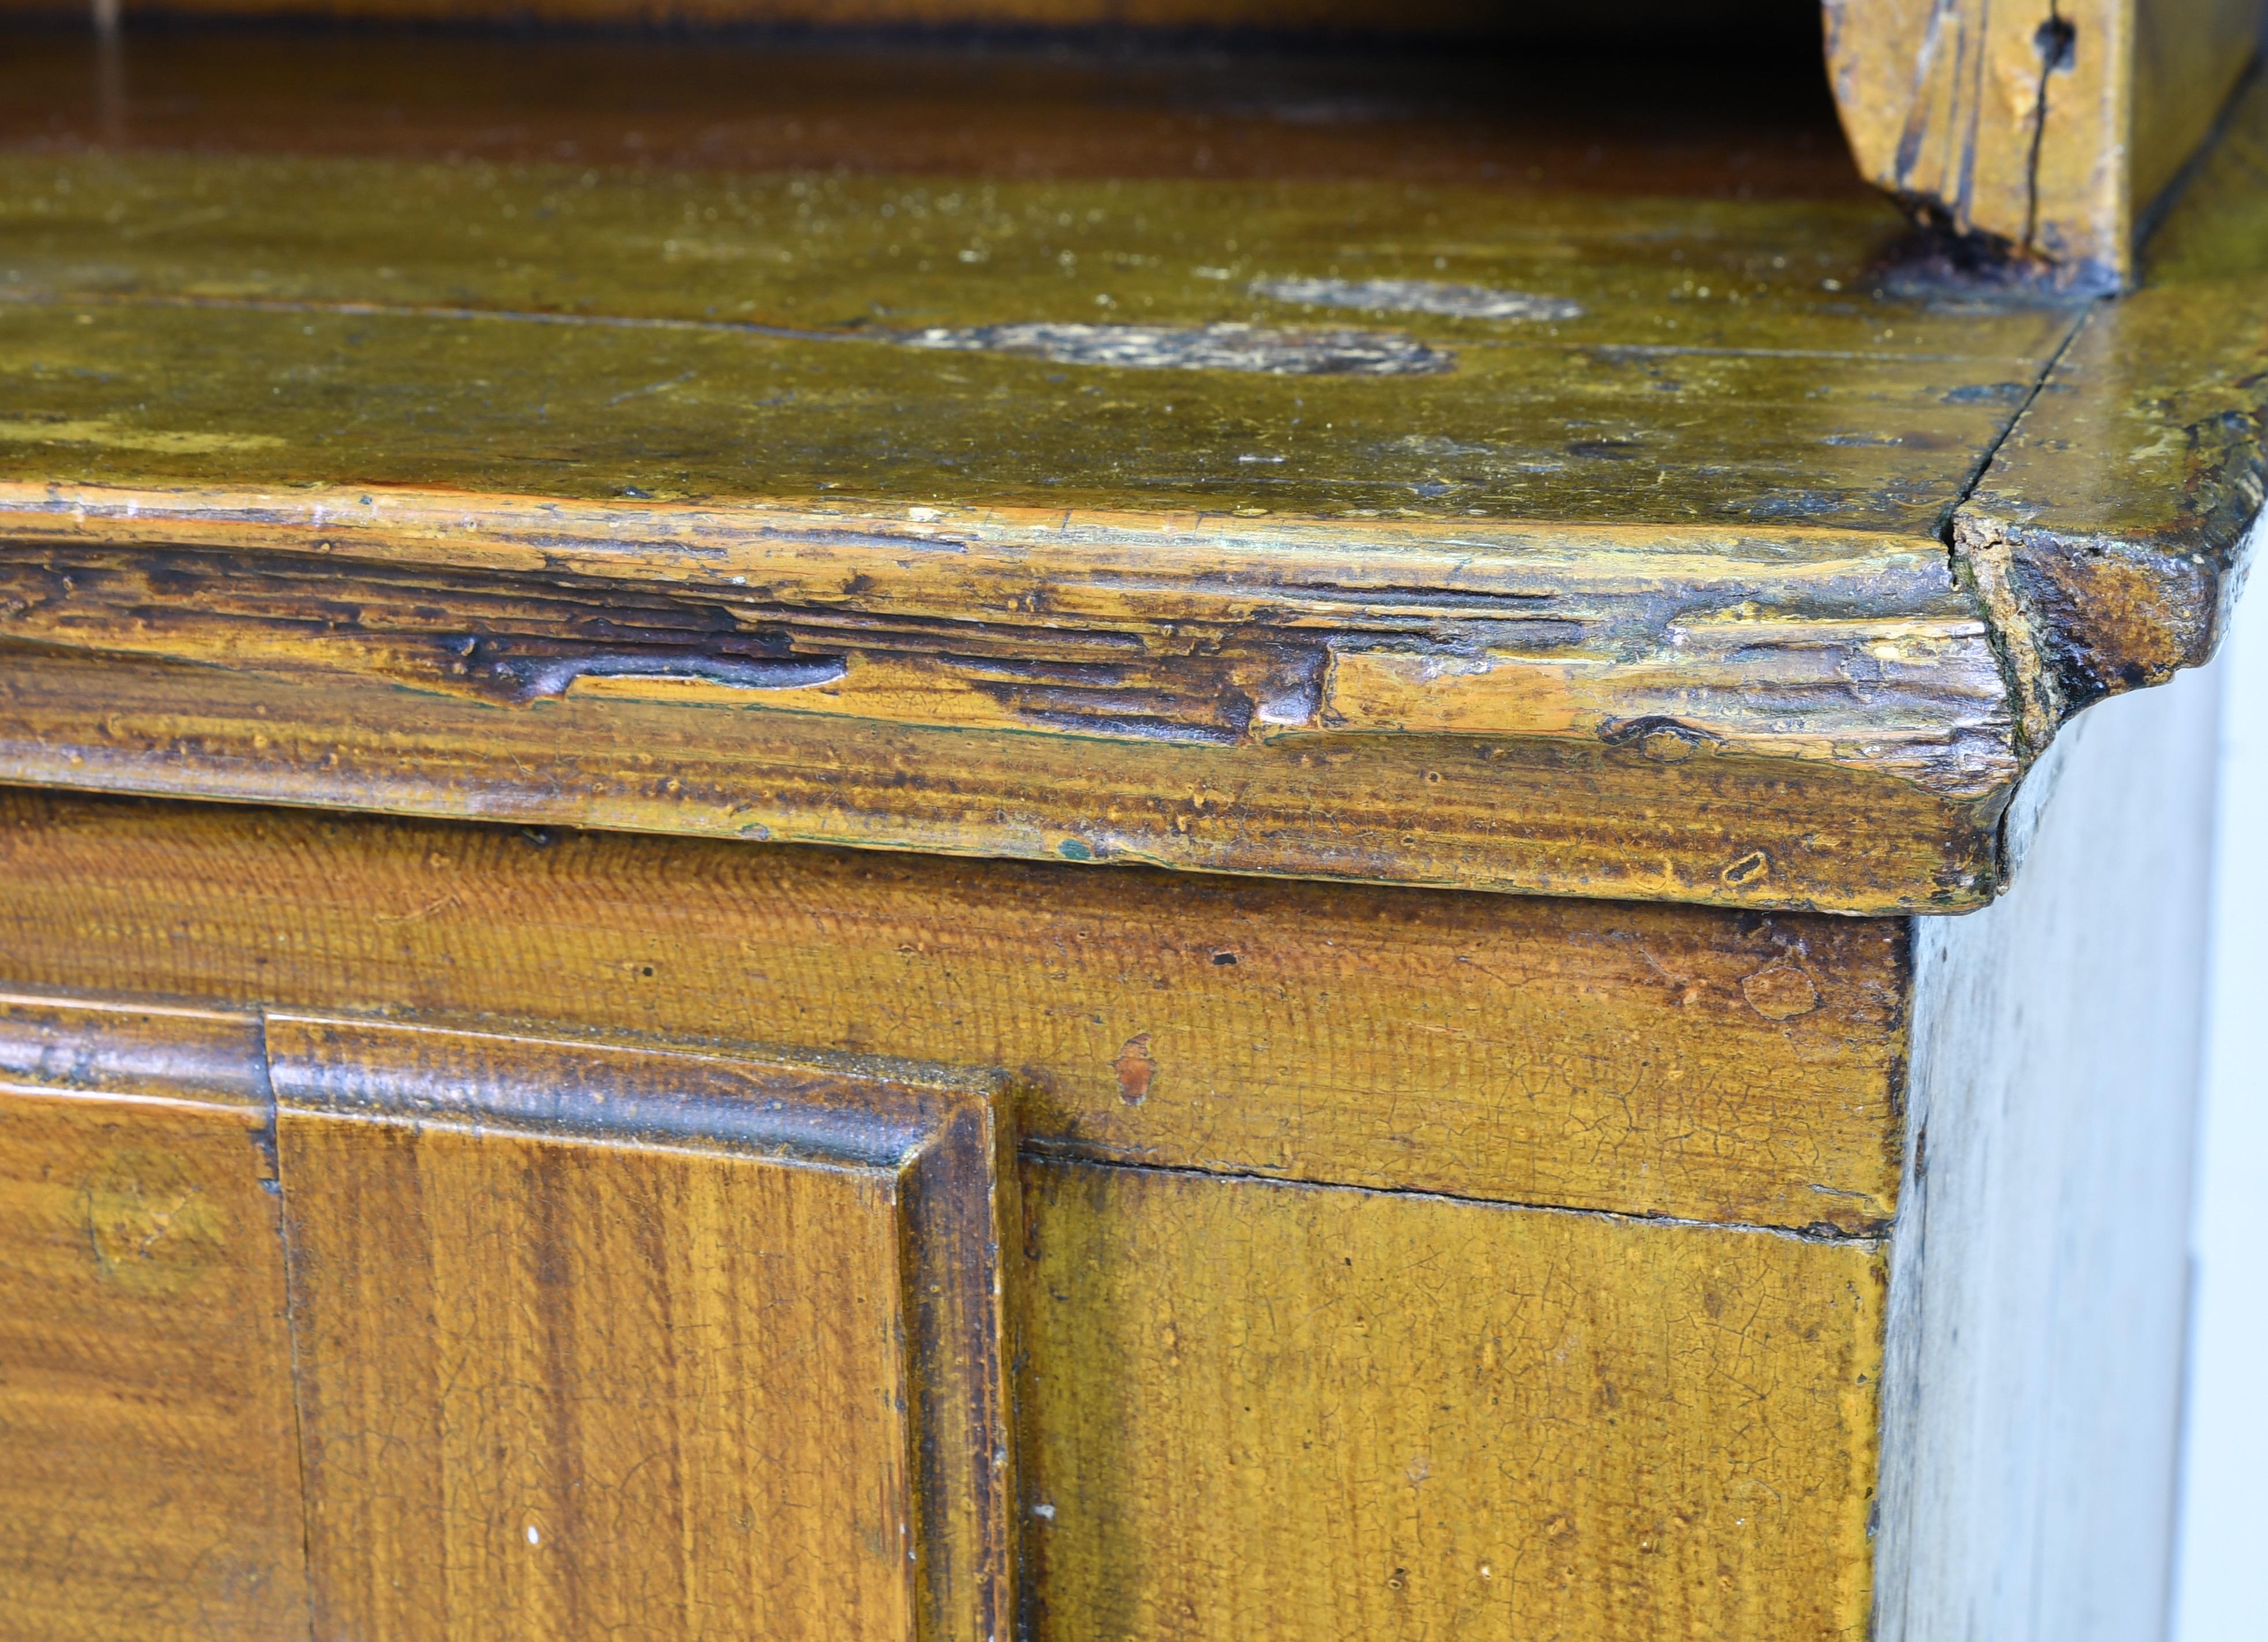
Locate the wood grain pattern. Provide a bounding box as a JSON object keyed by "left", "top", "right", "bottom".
{"left": 0, "top": 107, "right": 2081, "bottom": 910}
{"left": 0, "top": 488, "right": 2023, "bottom": 798}
{"left": 1826, "top": 0, "right": 2263, "bottom": 287}
{"left": 1017, "top": 1158, "right": 1885, "bottom": 1642}
{"left": 0, "top": 641, "right": 2006, "bottom": 913}
{"left": 268, "top": 1015, "right": 1016, "bottom": 1642}
{"left": 1825, "top": 0, "right": 2091, "bottom": 269}
{"left": 0, "top": 139, "right": 2033, "bottom": 800}
{"left": 0, "top": 29, "right": 2244, "bottom": 910}
{"left": 0, "top": 995, "right": 310, "bottom": 1642}
{"left": 0, "top": 785, "right": 1910, "bottom": 1232}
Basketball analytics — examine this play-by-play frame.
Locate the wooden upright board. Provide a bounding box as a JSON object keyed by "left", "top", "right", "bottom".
{"left": 1827, "top": 0, "right": 2264, "bottom": 285}
{"left": 0, "top": 997, "right": 307, "bottom": 1642}
{"left": 1019, "top": 1161, "right": 1883, "bottom": 1642}
{"left": 269, "top": 1018, "right": 1017, "bottom": 1642}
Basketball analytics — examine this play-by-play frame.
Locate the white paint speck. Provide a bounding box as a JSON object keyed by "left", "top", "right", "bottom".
{"left": 1030, "top": 1502, "right": 1056, "bottom": 1521}
{"left": 1248, "top": 275, "right": 1582, "bottom": 322}
{"left": 526, "top": 1525, "right": 541, "bottom": 1546}
{"left": 897, "top": 322, "right": 1450, "bottom": 378}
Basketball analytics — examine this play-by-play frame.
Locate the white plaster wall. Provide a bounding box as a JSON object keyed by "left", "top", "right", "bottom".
{"left": 2171, "top": 564, "right": 2268, "bottom": 1642}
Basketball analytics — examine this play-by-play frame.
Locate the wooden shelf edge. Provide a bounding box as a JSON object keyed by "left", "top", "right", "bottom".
{"left": 1951, "top": 70, "right": 2268, "bottom": 754}
{"left": 0, "top": 472, "right": 2026, "bottom": 914}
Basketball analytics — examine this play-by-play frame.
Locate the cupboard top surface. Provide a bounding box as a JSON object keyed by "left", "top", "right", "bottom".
{"left": 0, "top": 27, "right": 2256, "bottom": 911}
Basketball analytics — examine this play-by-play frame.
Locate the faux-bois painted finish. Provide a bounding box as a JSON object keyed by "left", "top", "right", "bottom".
{"left": 0, "top": 999, "right": 308, "bottom": 1642}
{"left": 0, "top": 702, "right": 2211, "bottom": 1642}
{"left": 0, "top": 992, "right": 1020, "bottom": 1642}
{"left": 0, "top": 786, "right": 1912, "bottom": 1233}
{"left": 0, "top": 20, "right": 2249, "bottom": 1642}
{"left": 0, "top": 796, "right": 1889, "bottom": 1642}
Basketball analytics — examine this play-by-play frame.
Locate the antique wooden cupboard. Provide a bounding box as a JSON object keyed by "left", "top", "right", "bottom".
{"left": 0, "top": 5, "right": 2261, "bottom": 1640}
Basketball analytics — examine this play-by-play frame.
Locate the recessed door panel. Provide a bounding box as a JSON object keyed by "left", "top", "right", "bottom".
{"left": 268, "top": 1016, "right": 1015, "bottom": 1642}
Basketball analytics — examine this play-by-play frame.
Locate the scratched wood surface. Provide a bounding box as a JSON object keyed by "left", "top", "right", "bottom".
{"left": 0, "top": 157, "right": 2068, "bottom": 528}
{"left": 0, "top": 786, "right": 1909, "bottom": 1232}
{"left": 0, "top": 27, "right": 2250, "bottom": 913}
{"left": 0, "top": 27, "right": 2088, "bottom": 912}
{"left": 0, "top": 996, "right": 310, "bottom": 1642}
{"left": 1017, "top": 1158, "right": 1885, "bottom": 1642}
{"left": 1825, "top": 0, "right": 2263, "bottom": 287}
{"left": 0, "top": 602, "right": 2012, "bottom": 913}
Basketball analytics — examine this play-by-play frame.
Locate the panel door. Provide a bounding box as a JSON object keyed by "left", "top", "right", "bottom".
{"left": 0, "top": 995, "right": 1016, "bottom": 1642}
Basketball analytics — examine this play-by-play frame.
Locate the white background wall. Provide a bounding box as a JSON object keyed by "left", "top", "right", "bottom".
{"left": 2171, "top": 567, "right": 2267, "bottom": 1642}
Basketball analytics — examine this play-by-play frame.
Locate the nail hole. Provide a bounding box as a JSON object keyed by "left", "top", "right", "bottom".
{"left": 2034, "top": 17, "right": 2077, "bottom": 73}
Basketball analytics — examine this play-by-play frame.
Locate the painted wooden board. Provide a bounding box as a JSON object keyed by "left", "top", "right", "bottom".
{"left": 1876, "top": 618, "right": 2222, "bottom": 1641}
{"left": 0, "top": 995, "right": 309, "bottom": 1642}
{"left": 280, "top": 1108, "right": 916, "bottom": 1639}
{"left": 268, "top": 1016, "right": 1016, "bottom": 1642}
{"left": 0, "top": 785, "right": 1909, "bottom": 1233}
{"left": 1017, "top": 1158, "right": 1885, "bottom": 1642}
{"left": 0, "top": 626, "right": 2010, "bottom": 912}
{"left": 0, "top": 28, "right": 2250, "bottom": 910}
{"left": 0, "top": 981, "right": 1892, "bottom": 1642}
{"left": 0, "top": 985, "right": 1018, "bottom": 1642}
{"left": 1825, "top": 0, "right": 2264, "bottom": 287}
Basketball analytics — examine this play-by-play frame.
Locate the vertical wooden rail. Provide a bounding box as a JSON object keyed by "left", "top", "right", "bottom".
{"left": 0, "top": 994, "right": 311, "bottom": 1642}
{"left": 1825, "top": 0, "right": 2265, "bottom": 286}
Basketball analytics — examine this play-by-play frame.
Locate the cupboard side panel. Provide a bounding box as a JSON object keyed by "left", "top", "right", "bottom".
{"left": 1880, "top": 661, "right": 2220, "bottom": 1642}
